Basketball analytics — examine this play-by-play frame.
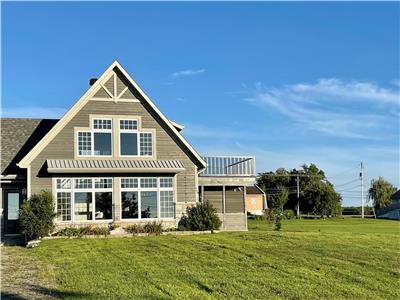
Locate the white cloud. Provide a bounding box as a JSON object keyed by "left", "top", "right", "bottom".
{"left": 171, "top": 69, "right": 205, "bottom": 78}
{"left": 245, "top": 78, "right": 399, "bottom": 139}
{"left": 1, "top": 106, "right": 66, "bottom": 119}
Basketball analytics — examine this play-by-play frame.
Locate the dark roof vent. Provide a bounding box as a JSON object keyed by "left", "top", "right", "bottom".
{"left": 89, "top": 78, "right": 98, "bottom": 86}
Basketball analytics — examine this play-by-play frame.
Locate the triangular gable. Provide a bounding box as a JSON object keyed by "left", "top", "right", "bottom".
{"left": 18, "top": 61, "right": 206, "bottom": 169}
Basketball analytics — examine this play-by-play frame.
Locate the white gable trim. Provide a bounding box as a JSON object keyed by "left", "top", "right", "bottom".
{"left": 17, "top": 61, "right": 206, "bottom": 169}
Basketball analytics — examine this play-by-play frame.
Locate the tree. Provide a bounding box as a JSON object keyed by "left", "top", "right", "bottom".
{"left": 270, "top": 186, "right": 289, "bottom": 231}
{"left": 257, "top": 163, "right": 342, "bottom": 216}
{"left": 19, "top": 190, "right": 56, "bottom": 241}
{"left": 369, "top": 177, "right": 396, "bottom": 210}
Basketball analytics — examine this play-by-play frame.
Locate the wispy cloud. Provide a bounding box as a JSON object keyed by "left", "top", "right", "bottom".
{"left": 245, "top": 78, "right": 399, "bottom": 139}
{"left": 1, "top": 106, "right": 66, "bottom": 119}
{"left": 171, "top": 69, "right": 205, "bottom": 79}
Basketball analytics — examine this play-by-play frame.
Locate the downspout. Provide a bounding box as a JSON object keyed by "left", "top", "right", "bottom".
{"left": 255, "top": 184, "right": 267, "bottom": 210}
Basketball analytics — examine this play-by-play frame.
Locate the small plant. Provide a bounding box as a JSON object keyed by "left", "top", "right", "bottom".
{"left": 125, "top": 222, "right": 163, "bottom": 235}
{"left": 183, "top": 201, "right": 222, "bottom": 232}
{"left": 143, "top": 222, "right": 163, "bottom": 235}
{"left": 283, "top": 209, "right": 295, "bottom": 220}
{"left": 269, "top": 186, "right": 289, "bottom": 231}
{"left": 125, "top": 224, "right": 145, "bottom": 234}
{"left": 56, "top": 225, "right": 110, "bottom": 237}
{"left": 19, "top": 190, "right": 56, "bottom": 241}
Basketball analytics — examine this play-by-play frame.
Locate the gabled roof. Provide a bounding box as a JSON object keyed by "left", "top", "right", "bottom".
{"left": 246, "top": 186, "right": 265, "bottom": 195}
{"left": 1, "top": 118, "right": 58, "bottom": 175}
{"left": 17, "top": 61, "right": 206, "bottom": 169}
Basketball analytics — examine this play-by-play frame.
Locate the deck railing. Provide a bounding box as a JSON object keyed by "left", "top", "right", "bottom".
{"left": 200, "top": 156, "right": 256, "bottom": 177}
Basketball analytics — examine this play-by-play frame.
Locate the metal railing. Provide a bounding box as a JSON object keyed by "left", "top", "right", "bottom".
{"left": 200, "top": 156, "right": 256, "bottom": 177}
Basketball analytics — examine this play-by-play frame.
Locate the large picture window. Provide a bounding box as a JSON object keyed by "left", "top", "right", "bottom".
{"left": 120, "top": 177, "right": 174, "bottom": 220}
{"left": 77, "top": 118, "right": 112, "bottom": 157}
{"left": 55, "top": 178, "right": 113, "bottom": 222}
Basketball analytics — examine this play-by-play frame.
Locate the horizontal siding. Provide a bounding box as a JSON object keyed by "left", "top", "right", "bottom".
{"left": 203, "top": 187, "right": 223, "bottom": 213}
{"left": 30, "top": 83, "right": 197, "bottom": 205}
{"left": 225, "top": 188, "right": 244, "bottom": 213}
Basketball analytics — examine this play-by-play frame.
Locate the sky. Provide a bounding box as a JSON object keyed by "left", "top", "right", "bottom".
{"left": 2, "top": 1, "right": 399, "bottom": 206}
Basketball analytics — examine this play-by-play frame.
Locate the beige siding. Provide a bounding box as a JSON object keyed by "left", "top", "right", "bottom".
{"left": 104, "top": 76, "right": 114, "bottom": 96}
{"left": 225, "top": 188, "right": 245, "bottom": 213}
{"left": 30, "top": 98, "right": 197, "bottom": 209}
{"left": 203, "top": 187, "right": 223, "bottom": 213}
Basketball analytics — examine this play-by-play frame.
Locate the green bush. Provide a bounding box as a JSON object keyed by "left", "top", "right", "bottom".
{"left": 182, "top": 201, "right": 222, "bottom": 232}
{"left": 283, "top": 209, "right": 296, "bottom": 220}
{"left": 19, "top": 190, "right": 56, "bottom": 241}
{"left": 125, "top": 222, "right": 163, "bottom": 235}
{"left": 56, "top": 226, "right": 109, "bottom": 237}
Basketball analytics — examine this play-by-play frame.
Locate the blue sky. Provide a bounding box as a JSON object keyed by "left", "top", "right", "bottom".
{"left": 2, "top": 2, "right": 399, "bottom": 206}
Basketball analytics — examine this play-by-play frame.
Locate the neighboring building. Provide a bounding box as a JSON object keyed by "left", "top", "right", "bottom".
{"left": 376, "top": 190, "right": 400, "bottom": 220}
{"left": 1, "top": 61, "right": 257, "bottom": 234}
{"left": 245, "top": 186, "right": 266, "bottom": 216}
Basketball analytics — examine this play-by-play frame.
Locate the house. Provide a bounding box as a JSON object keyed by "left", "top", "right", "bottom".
{"left": 0, "top": 61, "right": 257, "bottom": 235}
{"left": 245, "top": 186, "right": 266, "bottom": 216}
{"left": 376, "top": 189, "right": 400, "bottom": 220}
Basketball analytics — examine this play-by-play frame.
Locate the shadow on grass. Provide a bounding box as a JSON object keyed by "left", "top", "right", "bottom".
{"left": 1, "top": 284, "right": 89, "bottom": 299}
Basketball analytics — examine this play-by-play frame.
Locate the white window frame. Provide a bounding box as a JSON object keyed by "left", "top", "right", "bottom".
{"left": 76, "top": 118, "right": 113, "bottom": 157}
{"left": 118, "top": 118, "right": 153, "bottom": 157}
{"left": 120, "top": 177, "right": 174, "bottom": 221}
{"left": 55, "top": 177, "right": 113, "bottom": 223}
{"left": 139, "top": 131, "right": 153, "bottom": 157}
{"left": 119, "top": 118, "right": 139, "bottom": 157}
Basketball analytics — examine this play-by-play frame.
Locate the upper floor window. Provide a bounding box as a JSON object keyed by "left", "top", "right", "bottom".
{"left": 77, "top": 118, "right": 112, "bottom": 157}
{"left": 119, "top": 119, "right": 153, "bottom": 157}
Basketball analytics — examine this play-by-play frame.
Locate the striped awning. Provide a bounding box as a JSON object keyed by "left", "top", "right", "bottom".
{"left": 46, "top": 159, "right": 185, "bottom": 174}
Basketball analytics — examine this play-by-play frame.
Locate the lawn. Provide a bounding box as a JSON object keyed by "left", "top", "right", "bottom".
{"left": 2, "top": 218, "right": 399, "bottom": 299}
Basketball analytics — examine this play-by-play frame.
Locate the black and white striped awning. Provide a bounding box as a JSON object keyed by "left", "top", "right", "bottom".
{"left": 46, "top": 159, "right": 185, "bottom": 173}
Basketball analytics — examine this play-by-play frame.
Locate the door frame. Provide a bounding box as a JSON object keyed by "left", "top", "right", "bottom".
{"left": 4, "top": 189, "right": 23, "bottom": 235}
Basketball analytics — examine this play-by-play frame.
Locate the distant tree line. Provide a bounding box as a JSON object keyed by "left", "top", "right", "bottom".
{"left": 257, "top": 163, "right": 342, "bottom": 217}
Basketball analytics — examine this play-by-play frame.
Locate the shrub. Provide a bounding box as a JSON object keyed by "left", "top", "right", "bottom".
{"left": 56, "top": 226, "right": 109, "bottom": 237}
{"left": 19, "top": 190, "right": 56, "bottom": 241}
{"left": 183, "top": 201, "right": 222, "bottom": 232}
{"left": 283, "top": 209, "right": 295, "bottom": 220}
{"left": 125, "top": 222, "right": 163, "bottom": 235}
{"left": 125, "top": 224, "right": 145, "bottom": 234}
{"left": 143, "top": 222, "right": 163, "bottom": 235}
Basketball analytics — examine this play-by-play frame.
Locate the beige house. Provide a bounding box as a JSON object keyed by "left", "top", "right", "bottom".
{"left": 0, "top": 61, "right": 258, "bottom": 234}
{"left": 245, "top": 186, "right": 266, "bottom": 216}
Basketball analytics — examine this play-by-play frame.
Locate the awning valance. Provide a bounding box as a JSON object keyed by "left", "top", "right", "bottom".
{"left": 46, "top": 159, "right": 185, "bottom": 174}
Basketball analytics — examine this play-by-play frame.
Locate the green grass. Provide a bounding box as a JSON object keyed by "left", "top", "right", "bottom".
{"left": 6, "top": 218, "right": 400, "bottom": 299}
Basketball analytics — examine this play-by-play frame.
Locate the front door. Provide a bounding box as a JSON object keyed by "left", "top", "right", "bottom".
{"left": 4, "top": 190, "right": 23, "bottom": 234}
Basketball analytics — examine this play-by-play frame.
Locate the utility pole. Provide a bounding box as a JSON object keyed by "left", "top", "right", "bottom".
{"left": 360, "top": 162, "right": 364, "bottom": 219}
{"left": 296, "top": 174, "right": 300, "bottom": 217}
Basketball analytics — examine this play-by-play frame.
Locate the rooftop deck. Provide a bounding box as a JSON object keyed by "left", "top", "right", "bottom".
{"left": 200, "top": 156, "right": 256, "bottom": 177}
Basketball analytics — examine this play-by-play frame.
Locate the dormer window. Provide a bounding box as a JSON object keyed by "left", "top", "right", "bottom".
{"left": 77, "top": 118, "right": 112, "bottom": 157}
{"left": 119, "top": 119, "right": 153, "bottom": 156}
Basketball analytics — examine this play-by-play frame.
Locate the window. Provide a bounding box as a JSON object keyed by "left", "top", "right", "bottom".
{"left": 140, "top": 178, "right": 157, "bottom": 188}
{"left": 140, "top": 132, "right": 153, "bottom": 156}
{"left": 55, "top": 178, "right": 113, "bottom": 222}
{"left": 57, "top": 192, "right": 71, "bottom": 221}
{"left": 119, "top": 119, "right": 153, "bottom": 157}
{"left": 121, "top": 178, "right": 138, "bottom": 188}
{"left": 160, "top": 190, "right": 174, "bottom": 218}
{"left": 121, "top": 177, "right": 174, "bottom": 220}
{"left": 77, "top": 118, "right": 112, "bottom": 157}
{"left": 78, "top": 132, "right": 91, "bottom": 156}
{"left": 119, "top": 119, "right": 138, "bottom": 156}
{"left": 121, "top": 191, "right": 139, "bottom": 219}
{"left": 141, "top": 191, "right": 157, "bottom": 218}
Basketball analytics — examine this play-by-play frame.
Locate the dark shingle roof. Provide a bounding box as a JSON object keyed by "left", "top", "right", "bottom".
{"left": 1, "top": 118, "right": 58, "bottom": 175}
{"left": 246, "top": 186, "right": 264, "bottom": 195}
